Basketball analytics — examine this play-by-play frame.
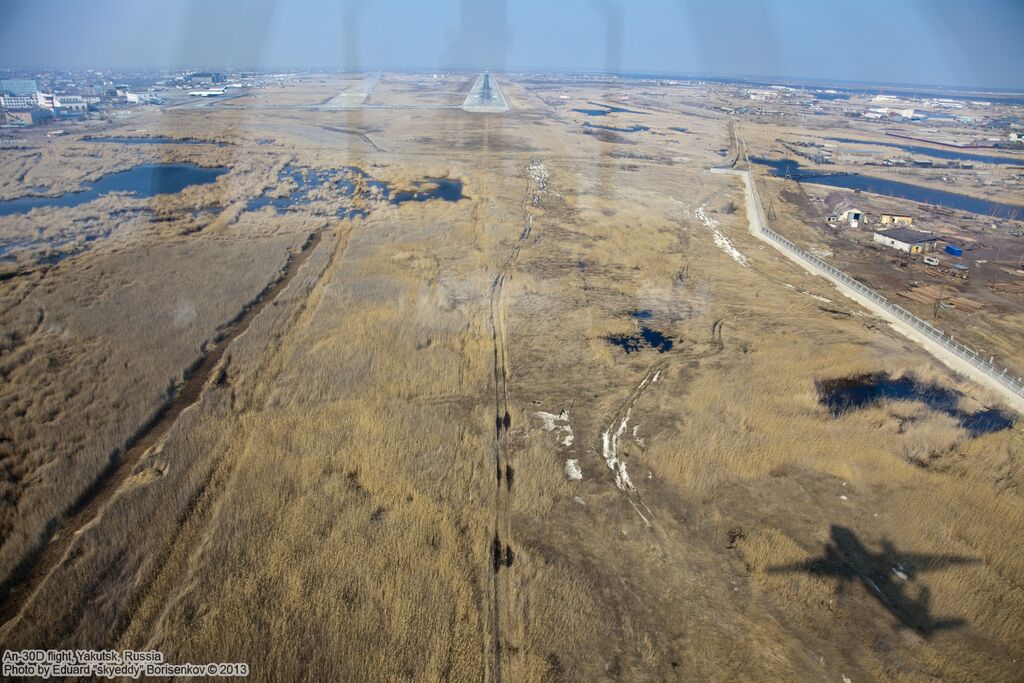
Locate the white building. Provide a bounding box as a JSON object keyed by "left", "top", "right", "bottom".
{"left": 873, "top": 228, "right": 940, "bottom": 254}
{"left": 825, "top": 201, "right": 864, "bottom": 228}
{"left": 0, "top": 94, "right": 38, "bottom": 109}
{"left": 126, "top": 91, "right": 161, "bottom": 104}
{"left": 53, "top": 95, "right": 87, "bottom": 112}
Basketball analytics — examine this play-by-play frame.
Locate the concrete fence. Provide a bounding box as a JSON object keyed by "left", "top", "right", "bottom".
{"left": 745, "top": 169, "right": 1024, "bottom": 400}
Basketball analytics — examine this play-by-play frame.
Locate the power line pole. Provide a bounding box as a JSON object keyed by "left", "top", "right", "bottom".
{"left": 933, "top": 284, "right": 946, "bottom": 320}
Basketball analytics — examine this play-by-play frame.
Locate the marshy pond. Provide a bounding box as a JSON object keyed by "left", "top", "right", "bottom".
{"left": 817, "top": 373, "right": 1014, "bottom": 436}
{"left": 0, "top": 163, "right": 229, "bottom": 217}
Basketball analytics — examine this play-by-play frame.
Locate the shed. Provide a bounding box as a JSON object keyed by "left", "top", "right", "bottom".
{"left": 827, "top": 202, "right": 864, "bottom": 228}
{"left": 945, "top": 244, "right": 964, "bottom": 257}
{"left": 880, "top": 213, "right": 913, "bottom": 226}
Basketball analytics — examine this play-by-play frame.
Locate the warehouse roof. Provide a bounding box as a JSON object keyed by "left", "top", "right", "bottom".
{"left": 875, "top": 227, "right": 939, "bottom": 243}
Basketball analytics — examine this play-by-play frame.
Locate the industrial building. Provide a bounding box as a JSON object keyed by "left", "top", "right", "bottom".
{"left": 53, "top": 95, "right": 87, "bottom": 112}
{"left": 0, "top": 94, "right": 38, "bottom": 109}
{"left": 873, "top": 227, "right": 940, "bottom": 254}
{"left": 189, "top": 72, "right": 224, "bottom": 85}
{"left": 826, "top": 205, "right": 863, "bottom": 228}
{"left": 126, "top": 91, "right": 161, "bottom": 104}
{"left": 4, "top": 109, "right": 52, "bottom": 126}
{"left": 0, "top": 79, "right": 39, "bottom": 96}
{"left": 823, "top": 192, "right": 863, "bottom": 228}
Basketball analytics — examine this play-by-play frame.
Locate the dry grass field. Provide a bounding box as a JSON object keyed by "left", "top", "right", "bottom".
{"left": 0, "top": 74, "right": 1022, "bottom": 681}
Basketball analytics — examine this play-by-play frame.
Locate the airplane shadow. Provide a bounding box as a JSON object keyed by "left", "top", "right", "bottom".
{"left": 767, "top": 524, "right": 979, "bottom": 637}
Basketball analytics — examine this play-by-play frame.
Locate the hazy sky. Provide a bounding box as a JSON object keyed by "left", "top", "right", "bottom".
{"left": 2, "top": 0, "right": 1022, "bottom": 89}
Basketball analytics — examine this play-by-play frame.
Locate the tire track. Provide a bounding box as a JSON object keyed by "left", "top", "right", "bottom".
{"left": 487, "top": 162, "right": 545, "bottom": 682}
{"left": 597, "top": 316, "right": 734, "bottom": 526}
{"left": 599, "top": 361, "right": 665, "bottom": 525}
{"left": 0, "top": 230, "right": 325, "bottom": 630}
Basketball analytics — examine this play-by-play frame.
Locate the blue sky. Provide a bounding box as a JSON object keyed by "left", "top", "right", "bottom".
{"left": 1, "top": 0, "right": 1022, "bottom": 89}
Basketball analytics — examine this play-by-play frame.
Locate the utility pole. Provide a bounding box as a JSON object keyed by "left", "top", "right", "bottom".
{"left": 933, "top": 284, "right": 946, "bottom": 320}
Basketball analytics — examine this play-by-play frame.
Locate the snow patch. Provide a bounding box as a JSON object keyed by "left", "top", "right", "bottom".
{"left": 528, "top": 162, "right": 549, "bottom": 189}
{"left": 535, "top": 410, "right": 574, "bottom": 449}
{"left": 565, "top": 459, "right": 583, "bottom": 480}
{"left": 602, "top": 409, "right": 635, "bottom": 491}
{"left": 697, "top": 205, "right": 748, "bottom": 268}
{"left": 800, "top": 290, "right": 833, "bottom": 303}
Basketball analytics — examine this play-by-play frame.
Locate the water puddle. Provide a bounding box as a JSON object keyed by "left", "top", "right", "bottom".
{"left": 0, "top": 163, "right": 228, "bottom": 217}
{"left": 388, "top": 177, "right": 464, "bottom": 204}
{"left": 816, "top": 372, "right": 1015, "bottom": 436}
{"left": 750, "top": 156, "right": 1024, "bottom": 219}
{"left": 607, "top": 326, "right": 673, "bottom": 354}
{"left": 247, "top": 165, "right": 463, "bottom": 219}
{"left": 83, "top": 135, "right": 229, "bottom": 146}
{"left": 572, "top": 101, "right": 647, "bottom": 117}
{"left": 583, "top": 122, "right": 649, "bottom": 133}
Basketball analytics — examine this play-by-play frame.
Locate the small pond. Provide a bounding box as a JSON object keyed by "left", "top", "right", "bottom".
{"left": 246, "top": 165, "right": 463, "bottom": 220}
{"left": 583, "top": 122, "right": 649, "bottom": 133}
{"left": 817, "top": 373, "right": 1015, "bottom": 436}
{"left": 607, "top": 326, "right": 673, "bottom": 354}
{"left": 0, "top": 163, "right": 228, "bottom": 217}
{"left": 83, "top": 135, "right": 229, "bottom": 146}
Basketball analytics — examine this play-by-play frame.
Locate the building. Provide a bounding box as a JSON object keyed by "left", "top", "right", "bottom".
{"left": 36, "top": 92, "right": 54, "bottom": 109}
{"left": 0, "top": 79, "right": 39, "bottom": 96}
{"left": 126, "top": 91, "right": 161, "bottom": 104}
{"left": 4, "top": 109, "right": 52, "bottom": 126}
{"left": 880, "top": 213, "right": 913, "bottom": 226}
{"left": 190, "top": 72, "right": 224, "bottom": 85}
{"left": 873, "top": 228, "right": 940, "bottom": 254}
{"left": 53, "top": 95, "right": 87, "bottom": 112}
{"left": 826, "top": 205, "right": 864, "bottom": 228}
{"left": 823, "top": 192, "right": 864, "bottom": 227}
{"left": 835, "top": 207, "right": 863, "bottom": 227}
{"left": 0, "top": 94, "right": 38, "bottom": 109}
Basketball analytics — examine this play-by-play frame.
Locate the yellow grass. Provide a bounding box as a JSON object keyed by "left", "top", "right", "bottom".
{"left": 1, "top": 75, "right": 1021, "bottom": 681}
